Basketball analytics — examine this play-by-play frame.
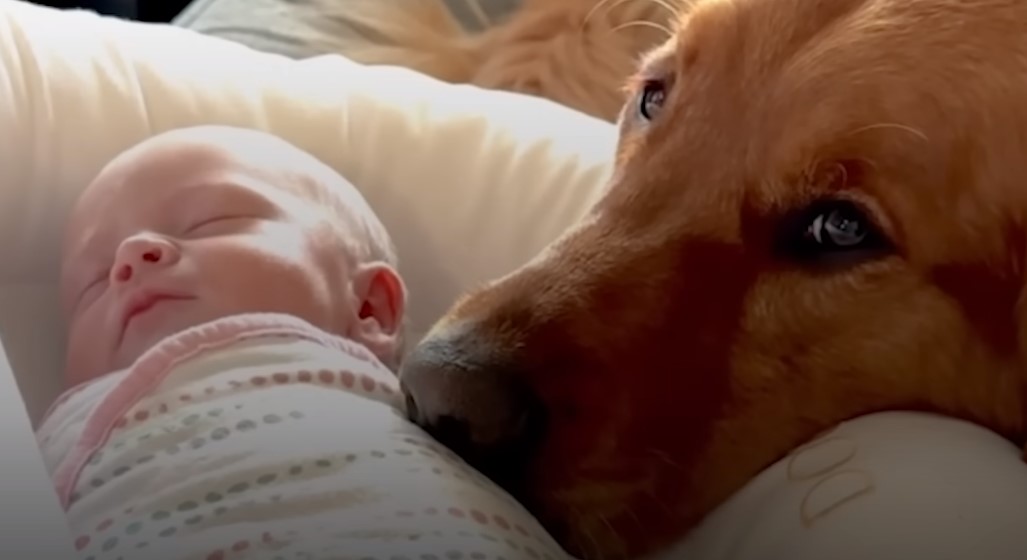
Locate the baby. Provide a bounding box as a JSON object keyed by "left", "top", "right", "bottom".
{"left": 36, "top": 126, "right": 567, "bottom": 560}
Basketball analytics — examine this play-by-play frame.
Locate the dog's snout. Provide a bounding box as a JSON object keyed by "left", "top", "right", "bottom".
{"left": 399, "top": 325, "right": 545, "bottom": 482}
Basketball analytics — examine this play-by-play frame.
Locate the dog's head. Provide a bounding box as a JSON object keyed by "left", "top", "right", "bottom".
{"left": 400, "top": 0, "right": 1027, "bottom": 557}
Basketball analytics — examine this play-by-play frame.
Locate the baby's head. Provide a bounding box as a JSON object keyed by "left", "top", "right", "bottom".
{"left": 61, "top": 125, "right": 406, "bottom": 387}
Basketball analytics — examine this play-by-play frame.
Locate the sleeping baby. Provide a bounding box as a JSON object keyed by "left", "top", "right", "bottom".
{"left": 36, "top": 125, "right": 568, "bottom": 560}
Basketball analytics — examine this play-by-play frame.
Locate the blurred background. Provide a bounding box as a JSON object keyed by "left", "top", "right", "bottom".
{"left": 24, "top": 0, "right": 193, "bottom": 22}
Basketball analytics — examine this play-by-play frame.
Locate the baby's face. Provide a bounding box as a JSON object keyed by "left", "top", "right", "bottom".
{"left": 61, "top": 132, "right": 395, "bottom": 386}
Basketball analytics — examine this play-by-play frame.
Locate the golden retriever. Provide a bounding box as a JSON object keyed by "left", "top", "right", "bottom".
{"left": 400, "top": 0, "right": 1027, "bottom": 558}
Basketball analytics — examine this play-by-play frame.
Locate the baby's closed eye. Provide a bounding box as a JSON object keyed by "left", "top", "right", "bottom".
{"left": 183, "top": 216, "right": 256, "bottom": 236}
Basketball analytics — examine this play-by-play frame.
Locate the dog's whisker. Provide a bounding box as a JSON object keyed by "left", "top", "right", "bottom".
{"left": 645, "top": 447, "right": 686, "bottom": 472}
{"left": 568, "top": 505, "right": 609, "bottom": 560}
{"left": 834, "top": 160, "right": 850, "bottom": 188}
{"left": 623, "top": 505, "right": 647, "bottom": 535}
{"left": 663, "top": 0, "right": 701, "bottom": 19}
{"left": 595, "top": 513, "right": 632, "bottom": 560}
{"left": 611, "top": 19, "right": 675, "bottom": 39}
{"left": 584, "top": 0, "right": 680, "bottom": 33}
{"left": 845, "top": 122, "right": 930, "bottom": 142}
{"left": 583, "top": 0, "right": 634, "bottom": 30}
{"left": 641, "top": 486, "right": 678, "bottom": 518}
{"left": 855, "top": 155, "right": 881, "bottom": 171}
{"left": 619, "top": 505, "right": 664, "bottom": 558}
{"left": 646, "top": 0, "right": 686, "bottom": 19}
{"left": 802, "top": 155, "right": 881, "bottom": 188}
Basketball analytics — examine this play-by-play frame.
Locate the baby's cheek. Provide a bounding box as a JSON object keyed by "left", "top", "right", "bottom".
{"left": 218, "top": 260, "right": 336, "bottom": 330}
{"left": 65, "top": 312, "right": 114, "bottom": 387}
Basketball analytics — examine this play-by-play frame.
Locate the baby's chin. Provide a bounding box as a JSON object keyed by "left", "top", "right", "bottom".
{"left": 65, "top": 305, "right": 207, "bottom": 386}
{"left": 113, "top": 302, "right": 215, "bottom": 370}
{"left": 65, "top": 332, "right": 167, "bottom": 386}
{"left": 114, "top": 328, "right": 175, "bottom": 370}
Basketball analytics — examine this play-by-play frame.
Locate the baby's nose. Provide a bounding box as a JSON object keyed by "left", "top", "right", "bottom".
{"left": 112, "top": 234, "right": 180, "bottom": 282}
{"left": 399, "top": 322, "right": 546, "bottom": 485}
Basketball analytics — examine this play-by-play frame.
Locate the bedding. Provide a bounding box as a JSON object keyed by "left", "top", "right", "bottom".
{"left": 38, "top": 313, "right": 567, "bottom": 560}
{"left": 665, "top": 411, "right": 1027, "bottom": 560}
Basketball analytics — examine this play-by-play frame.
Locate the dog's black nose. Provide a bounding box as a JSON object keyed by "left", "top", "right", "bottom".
{"left": 399, "top": 324, "right": 545, "bottom": 483}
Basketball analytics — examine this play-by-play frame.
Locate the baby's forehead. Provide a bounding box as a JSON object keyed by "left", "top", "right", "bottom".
{"left": 83, "top": 135, "right": 316, "bottom": 208}
{"left": 68, "top": 126, "right": 368, "bottom": 241}
{"left": 121, "top": 134, "right": 290, "bottom": 187}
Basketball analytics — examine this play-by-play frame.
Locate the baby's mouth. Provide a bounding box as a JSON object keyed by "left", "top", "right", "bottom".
{"left": 119, "top": 291, "right": 195, "bottom": 341}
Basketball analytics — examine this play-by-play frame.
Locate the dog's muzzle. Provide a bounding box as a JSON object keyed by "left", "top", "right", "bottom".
{"left": 398, "top": 321, "right": 547, "bottom": 488}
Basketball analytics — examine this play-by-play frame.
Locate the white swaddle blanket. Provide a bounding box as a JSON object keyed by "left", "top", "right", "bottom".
{"left": 36, "top": 313, "right": 568, "bottom": 560}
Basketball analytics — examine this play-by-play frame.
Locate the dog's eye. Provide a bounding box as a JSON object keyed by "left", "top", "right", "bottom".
{"left": 807, "top": 206, "right": 867, "bottom": 248}
{"left": 639, "top": 80, "right": 667, "bottom": 121}
{"left": 783, "top": 200, "right": 890, "bottom": 264}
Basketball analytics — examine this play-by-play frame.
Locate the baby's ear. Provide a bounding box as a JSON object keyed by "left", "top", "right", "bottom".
{"left": 349, "top": 261, "right": 407, "bottom": 362}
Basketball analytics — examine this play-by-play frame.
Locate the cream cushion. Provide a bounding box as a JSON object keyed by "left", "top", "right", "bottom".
{"left": 0, "top": 0, "right": 616, "bottom": 423}
{"left": 669, "top": 411, "right": 1027, "bottom": 560}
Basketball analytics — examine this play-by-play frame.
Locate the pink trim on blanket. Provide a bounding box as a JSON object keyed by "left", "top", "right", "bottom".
{"left": 50, "top": 313, "right": 392, "bottom": 509}
{"left": 39, "top": 381, "right": 94, "bottom": 427}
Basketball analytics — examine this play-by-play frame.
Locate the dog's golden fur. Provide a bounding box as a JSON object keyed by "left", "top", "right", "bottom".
{"left": 407, "top": 0, "right": 1027, "bottom": 558}
{"left": 312, "top": 0, "right": 674, "bottom": 121}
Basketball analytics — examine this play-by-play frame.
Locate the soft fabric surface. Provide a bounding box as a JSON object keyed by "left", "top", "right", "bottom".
{"left": 174, "top": 0, "right": 522, "bottom": 59}
{"left": 39, "top": 313, "right": 568, "bottom": 560}
{"left": 667, "top": 411, "right": 1027, "bottom": 560}
{"left": 0, "top": 0, "right": 616, "bottom": 423}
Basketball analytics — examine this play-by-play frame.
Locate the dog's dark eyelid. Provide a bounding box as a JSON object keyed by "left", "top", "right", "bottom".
{"left": 773, "top": 199, "right": 892, "bottom": 265}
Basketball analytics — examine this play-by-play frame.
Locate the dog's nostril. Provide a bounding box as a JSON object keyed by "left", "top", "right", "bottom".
{"left": 430, "top": 415, "right": 474, "bottom": 452}
{"left": 403, "top": 391, "right": 420, "bottom": 423}
{"left": 399, "top": 330, "right": 545, "bottom": 480}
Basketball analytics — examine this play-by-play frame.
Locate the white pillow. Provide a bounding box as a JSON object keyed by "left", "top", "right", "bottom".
{"left": 0, "top": 0, "right": 617, "bottom": 423}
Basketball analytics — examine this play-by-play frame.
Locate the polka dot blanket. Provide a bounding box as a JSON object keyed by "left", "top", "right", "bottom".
{"left": 36, "top": 313, "right": 569, "bottom": 560}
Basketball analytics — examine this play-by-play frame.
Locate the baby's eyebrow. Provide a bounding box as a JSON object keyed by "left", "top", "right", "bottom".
{"left": 182, "top": 179, "right": 280, "bottom": 212}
